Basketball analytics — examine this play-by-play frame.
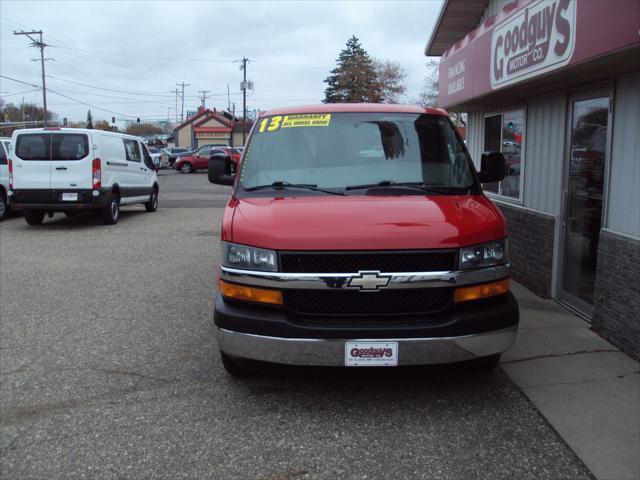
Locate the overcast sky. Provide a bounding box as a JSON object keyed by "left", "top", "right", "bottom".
{"left": 0, "top": 0, "right": 443, "bottom": 125}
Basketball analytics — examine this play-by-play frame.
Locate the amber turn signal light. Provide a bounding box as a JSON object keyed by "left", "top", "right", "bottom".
{"left": 219, "top": 280, "right": 283, "bottom": 305}
{"left": 454, "top": 278, "right": 510, "bottom": 303}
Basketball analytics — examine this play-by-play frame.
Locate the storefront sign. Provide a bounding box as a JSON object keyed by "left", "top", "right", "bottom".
{"left": 491, "top": 0, "right": 576, "bottom": 88}
{"left": 196, "top": 132, "right": 230, "bottom": 139}
{"left": 437, "top": 0, "right": 639, "bottom": 108}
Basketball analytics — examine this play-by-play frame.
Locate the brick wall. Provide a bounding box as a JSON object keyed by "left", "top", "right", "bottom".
{"left": 593, "top": 230, "right": 640, "bottom": 360}
{"left": 496, "top": 202, "right": 556, "bottom": 298}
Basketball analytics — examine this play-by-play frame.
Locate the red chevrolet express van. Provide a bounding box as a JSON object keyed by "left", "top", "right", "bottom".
{"left": 208, "top": 104, "right": 518, "bottom": 374}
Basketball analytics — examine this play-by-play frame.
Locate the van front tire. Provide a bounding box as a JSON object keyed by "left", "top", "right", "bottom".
{"left": 24, "top": 210, "right": 45, "bottom": 226}
{"left": 102, "top": 195, "right": 120, "bottom": 225}
{"left": 220, "top": 351, "right": 248, "bottom": 376}
{"left": 145, "top": 189, "right": 158, "bottom": 212}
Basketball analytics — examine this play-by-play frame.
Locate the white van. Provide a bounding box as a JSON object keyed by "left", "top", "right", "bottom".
{"left": 10, "top": 128, "right": 159, "bottom": 225}
{"left": 0, "top": 137, "right": 11, "bottom": 221}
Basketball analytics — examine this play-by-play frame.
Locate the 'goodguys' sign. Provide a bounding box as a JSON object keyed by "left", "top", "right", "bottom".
{"left": 491, "top": 0, "right": 576, "bottom": 88}
{"left": 436, "top": 0, "right": 639, "bottom": 108}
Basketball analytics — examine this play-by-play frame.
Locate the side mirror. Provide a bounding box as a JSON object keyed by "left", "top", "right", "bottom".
{"left": 208, "top": 155, "right": 234, "bottom": 185}
{"left": 478, "top": 151, "right": 506, "bottom": 183}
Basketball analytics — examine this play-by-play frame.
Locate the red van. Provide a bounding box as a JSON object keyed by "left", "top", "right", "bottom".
{"left": 208, "top": 104, "right": 518, "bottom": 374}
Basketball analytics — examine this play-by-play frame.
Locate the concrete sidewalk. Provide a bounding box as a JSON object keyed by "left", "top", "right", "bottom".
{"left": 503, "top": 282, "right": 640, "bottom": 480}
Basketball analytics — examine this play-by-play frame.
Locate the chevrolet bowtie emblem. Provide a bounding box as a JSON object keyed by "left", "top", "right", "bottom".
{"left": 348, "top": 271, "right": 391, "bottom": 291}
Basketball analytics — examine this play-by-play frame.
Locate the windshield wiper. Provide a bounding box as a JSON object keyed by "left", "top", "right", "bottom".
{"left": 243, "top": 181, "right": 346, "bottom": 196}
{"left": 344, "top": 181, "right": 458, "bottom": 194}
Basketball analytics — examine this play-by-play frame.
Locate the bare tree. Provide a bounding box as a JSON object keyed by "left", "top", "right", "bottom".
{"left": 416, "top": 60, "right": 440, "bottom": 108}
{"left": 373, "top": 59, "right": 407, "bottom": 103}
{"left": 416, "top": 59, "right": 466, "bottom": 127}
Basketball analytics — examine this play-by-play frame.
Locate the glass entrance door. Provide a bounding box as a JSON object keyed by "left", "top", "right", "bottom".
{"left": 560, "top": 95, "right": 610, "bottom": 313}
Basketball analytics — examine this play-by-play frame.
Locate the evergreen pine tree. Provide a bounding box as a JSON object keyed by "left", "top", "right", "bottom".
{"left": 323, "top": 36, "right": 380, "bottom": 103}
{"left": 86, "top": 110, "right": 94, "bottom": 129}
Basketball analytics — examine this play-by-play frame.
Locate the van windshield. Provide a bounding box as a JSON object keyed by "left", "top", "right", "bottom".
{"left": 240, "top": 113, "right": 477, "bottom": 195}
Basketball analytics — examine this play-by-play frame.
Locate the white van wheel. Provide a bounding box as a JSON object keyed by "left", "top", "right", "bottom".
{"left": 145, "top": 189, "right": 158, "bottom": 212}
{"left": 102, "top": 194, "right": 120, "bottom": 225}
{"left": 0, "top": 191, "right": 7, "bottom": 221}
{"left": 24, "top": 210, "right": 45, "bottom": 226}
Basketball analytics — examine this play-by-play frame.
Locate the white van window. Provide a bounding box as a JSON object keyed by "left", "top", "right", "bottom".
{"left": 15, "top": 134, "right": 50, "bottom": 161}
{"left": 52, "top": 134, "right": 90, "bottom": 160}
{"left": 124, "top": 139, "right": 141, "bottom": 162}
{"left": 0, "top": 141, "right": 8, "bottom": 165}
{"left": 141, "top": 144, "right": 155, "bottom": 170}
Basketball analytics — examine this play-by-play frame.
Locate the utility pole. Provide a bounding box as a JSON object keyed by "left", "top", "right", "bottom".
{"left": 14, "top": 30, "right": 48, "bottom": 126}
{"left": 176, "top": 82, "right": 190, "bottom": 122}
{"left": 240, "top": 58, "right": 249, "bottom": 145}
{"left": 227, "top": 84, "right": 231, "bottom": 112}
{"left": 198, "top": 90, "right": 211, "bottom": 107}
{"left": 171, "top": 89, "right": 179, "bottom": 122}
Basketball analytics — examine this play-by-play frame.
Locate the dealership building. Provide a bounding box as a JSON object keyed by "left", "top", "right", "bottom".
{"left": 426, "top": 0, "right": 639, "bottom": 358}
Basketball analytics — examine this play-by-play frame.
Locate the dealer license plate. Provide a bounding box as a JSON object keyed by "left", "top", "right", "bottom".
{"left": 62, "top": 193, "right": 78, "bottom": 201}
{"left": 345, "top": 342, "right": 398, "bottom": 367}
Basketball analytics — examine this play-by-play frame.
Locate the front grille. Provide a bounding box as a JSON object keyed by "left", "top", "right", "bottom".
{"left": 284, "top": 288, "right": 451, "bottom": 316}
{"left": 280, "top": 251, "right": 456, "bottom": 273}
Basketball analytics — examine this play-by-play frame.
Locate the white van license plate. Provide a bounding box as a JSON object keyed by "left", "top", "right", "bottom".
{"left": 345, "top": 342, "right": 398, "bottom": 366}
{"left": 62, "top": 193, "right": 78, "bottom": 201}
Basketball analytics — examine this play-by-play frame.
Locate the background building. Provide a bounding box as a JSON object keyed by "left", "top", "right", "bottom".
{"left": 173, "top": 107, "right": 249, "bottom": 148}
{"left": 426, "top": 0, "right": 639, "bottom": 358}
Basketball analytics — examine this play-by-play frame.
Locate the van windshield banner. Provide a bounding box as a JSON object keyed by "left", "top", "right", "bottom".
{"left": 438, "top": 0, "right": 639, "bottom": 108}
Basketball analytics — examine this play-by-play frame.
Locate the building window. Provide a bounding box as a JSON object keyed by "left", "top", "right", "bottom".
{"left": 483, "top": 110, "right": 524, "bottom": 199}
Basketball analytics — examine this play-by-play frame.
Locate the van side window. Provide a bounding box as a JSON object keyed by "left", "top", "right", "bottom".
{"left": 15, "top": 134, "right": 50, "bottom": 161}
{"left": 141, "top": 144, "right": 155, "bottom": 170}
{"left": 0, "top": 142, "right": 7, "bottom": 165}
{"left": 123, "top": 139, "right": 141, "bottom": 162}
{"left": 52, "top": 134, "right": 89, "bottom": 160}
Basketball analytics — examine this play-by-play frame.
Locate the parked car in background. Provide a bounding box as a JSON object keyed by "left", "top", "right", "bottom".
{"left": 148, "top": 147, "right": 169, "bottom": 169}
{"left": 219, "top": 147, "right": 241, "bottom": 167}
{"left": 10, "top": 128, "right": 159, "bottom": 225}
{"left": 175, "top": 147, "right": 230, "bottom": 174}
{"left": 164, "top": 147, "right": 190, "bottom": 167}
{"left": 0, "top": 137, "right": 11, "bottom": 221}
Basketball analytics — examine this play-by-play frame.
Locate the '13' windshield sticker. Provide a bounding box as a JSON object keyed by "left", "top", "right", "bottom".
{"left": 258, "top": 114, "right": 331, "bottom": 133}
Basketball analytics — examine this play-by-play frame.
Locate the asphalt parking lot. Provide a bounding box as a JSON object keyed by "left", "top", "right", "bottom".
{"left": 0, "top": 171, "right": 594, "bottom": 480}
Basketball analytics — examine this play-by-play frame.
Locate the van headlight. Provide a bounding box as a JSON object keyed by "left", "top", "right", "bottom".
{"left": 459, "top": 239, "right": 507, "bottom": 269}
{"left": 222, "top": 242, "right": 277, "bottom": 271}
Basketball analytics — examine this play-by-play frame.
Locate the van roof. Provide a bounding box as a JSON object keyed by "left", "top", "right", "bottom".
{"left": 261, "top": 103, "right": 449, "bottom": 117}
{"left": 12, "top": 127, "right": 142, "bottom": 141}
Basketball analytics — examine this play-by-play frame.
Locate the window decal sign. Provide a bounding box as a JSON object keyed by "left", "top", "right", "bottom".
{"left": 258, "top": 114, "right": 331, "bottom": 133}
{"left": 490, "top": 0, "right": 576, "bottom": 88}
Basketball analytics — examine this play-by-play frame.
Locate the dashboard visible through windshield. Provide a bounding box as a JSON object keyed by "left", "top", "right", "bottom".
{"left": 239, "top": 112, "right": 477, "bottom": 196}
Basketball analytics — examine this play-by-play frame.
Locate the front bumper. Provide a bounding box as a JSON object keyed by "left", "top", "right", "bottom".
{"left": 214, "top": 291, "right": 519, "bottom": 366}
{"left": 217, "top": 326, "right": 517, "bottom": 366}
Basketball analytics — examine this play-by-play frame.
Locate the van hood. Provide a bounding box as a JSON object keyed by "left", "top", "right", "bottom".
{"left": 229, "top": 195, "right": 505, "bottom": 251}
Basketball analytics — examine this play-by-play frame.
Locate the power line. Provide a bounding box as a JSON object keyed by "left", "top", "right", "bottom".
{"left": 0, "top": 88, "right": 41, "bottom": 98}
{"left": 45, "top": 74, "right": 178, "bottom": 98}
